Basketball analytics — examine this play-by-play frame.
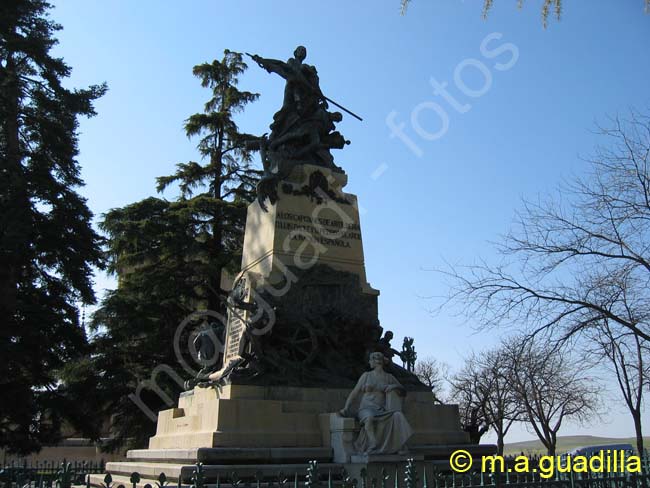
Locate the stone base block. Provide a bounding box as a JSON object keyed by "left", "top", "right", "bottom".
{"left": 148, "top": 385, "right": 349, "bottom": 449}
{"left": 96, "top": 445, "right": 496, "bottom": 488}
{"left": 92, "top": 460, "right": 343, "bottom": 486}
{"left": 101, "top": 384, "right": 478, "bottom": 487}
{"left": 127, "top": 447, "right": 333, "bottom": 464}
{"left": 148, "top": 384, "right": 469, "bottom": 450}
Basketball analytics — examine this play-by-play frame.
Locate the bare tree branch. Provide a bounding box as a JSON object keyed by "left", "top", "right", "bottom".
{"left": 414, "top": 357, "right": 448, "bottom": 404}
{"left": 445, "top": 110, "right": 650, "bottom": 345}
{"left": 450, "top": 344, "right": 524, "bottom": 454}
{"left": 505, "top": 338, "right": 601, "bottom": 456}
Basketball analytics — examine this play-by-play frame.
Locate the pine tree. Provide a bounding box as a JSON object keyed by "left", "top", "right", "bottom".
{"left": 0, "top": 0, "right": 106, "bottom": 453}
{"left": 156, "top": 50, "right": 260, "bottom": 314}
{"left": 88, "top": 50, "right": 260, "bottom": 450}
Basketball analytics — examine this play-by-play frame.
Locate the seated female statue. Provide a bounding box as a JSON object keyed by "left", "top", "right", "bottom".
{"left": 339, "top": 352, "right": 413, "bottom": 454}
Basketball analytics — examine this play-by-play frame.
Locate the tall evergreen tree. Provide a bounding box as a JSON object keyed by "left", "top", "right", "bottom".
{"left": 156, "top": 50, "right": 260, "bottom": 314}
{"left": 0, "top": 0, "right": 106, "bottom": 453}
{"left": 88, "top": 50, "right": 260, "bottom": 450}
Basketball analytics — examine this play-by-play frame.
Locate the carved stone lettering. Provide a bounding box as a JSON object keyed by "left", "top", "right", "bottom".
{"left": 275, "top": 212, "right": 361, "bottom": 249}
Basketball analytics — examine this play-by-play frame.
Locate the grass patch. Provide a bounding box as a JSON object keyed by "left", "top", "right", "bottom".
{"left": 504, "top": 435, "right": 650, "bottom": 456}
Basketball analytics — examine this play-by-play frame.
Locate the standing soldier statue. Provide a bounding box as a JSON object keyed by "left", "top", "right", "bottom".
{"left": 401, "top": 337, "right": 417, "bottom": 372}
{"left": 246, "top": 46, "right": 361, "bottom": 208}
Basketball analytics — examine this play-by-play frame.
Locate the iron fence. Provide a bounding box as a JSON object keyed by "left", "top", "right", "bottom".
{"left": 0, "top": 460, "right": 104, "bottom": 488}
{"left": 2, "top": 456, "right": 650, "bottom": 488}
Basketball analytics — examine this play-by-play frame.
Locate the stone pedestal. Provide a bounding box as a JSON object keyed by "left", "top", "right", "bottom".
{"left": 322, "top": 399, "right": 469, "bottom": 464}
{"left": 148, "top": 385, "right": 468, "bottom": 451}
{"left": 216, "top": 164, "right": 379, "bottom": 373}
{"left": 97, "top": 384, "right": 473, "bottom": 485}
{"left": 148, "top": 385, "right": 347, "bottom": 450}
{"left": 240, "top": 164, "right": 376, "bottom": 294}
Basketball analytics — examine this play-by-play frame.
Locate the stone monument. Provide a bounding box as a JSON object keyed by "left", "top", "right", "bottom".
{"left": 97, "top": 46, "right": 491, "bottom": 488}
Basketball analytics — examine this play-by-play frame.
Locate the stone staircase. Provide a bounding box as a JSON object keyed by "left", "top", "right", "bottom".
{"left": 88, "top": 447, "right": 339, "bottom": 487}
{"left": 87, "top": 444, "right": 497, "bottom": 488}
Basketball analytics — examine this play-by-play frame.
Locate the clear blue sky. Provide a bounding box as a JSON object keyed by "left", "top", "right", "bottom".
{"left": 49, "top": 0, "right": 649, "bottom": 443}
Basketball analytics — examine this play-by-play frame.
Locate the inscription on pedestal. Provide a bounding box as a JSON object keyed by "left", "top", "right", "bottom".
{"left": 226, "top": 316, "right": 244, "bottom": 359}
{"left": 275, "top": 211, "right": 361, "bottom": 249}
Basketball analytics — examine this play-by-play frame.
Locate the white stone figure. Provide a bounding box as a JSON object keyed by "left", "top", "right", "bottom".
{"left": 339, "top": 352, "right": 413, "bottom": 454}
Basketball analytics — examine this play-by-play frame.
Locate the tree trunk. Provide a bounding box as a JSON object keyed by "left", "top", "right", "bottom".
{"left": 0, "top": 50, "right": 28, "bottom": 319}
{"left": 633, "top": 409, "right": 644, "bottom": 456}
{"left": 209, "top": 148, "right": 224, "bottom": 316}
{"left": 496, "top": 434, "right": 505, "bottom": 456}
{"left": 548, "top": 432, "right": 557, "bottom": 457}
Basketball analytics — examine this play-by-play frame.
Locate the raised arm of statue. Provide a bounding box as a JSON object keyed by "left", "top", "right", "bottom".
{"left": 250, "top": 55, "right": 293, "bottom": 79}
{"left": 248, "top": 47, "right": 320, "bottom": 97}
